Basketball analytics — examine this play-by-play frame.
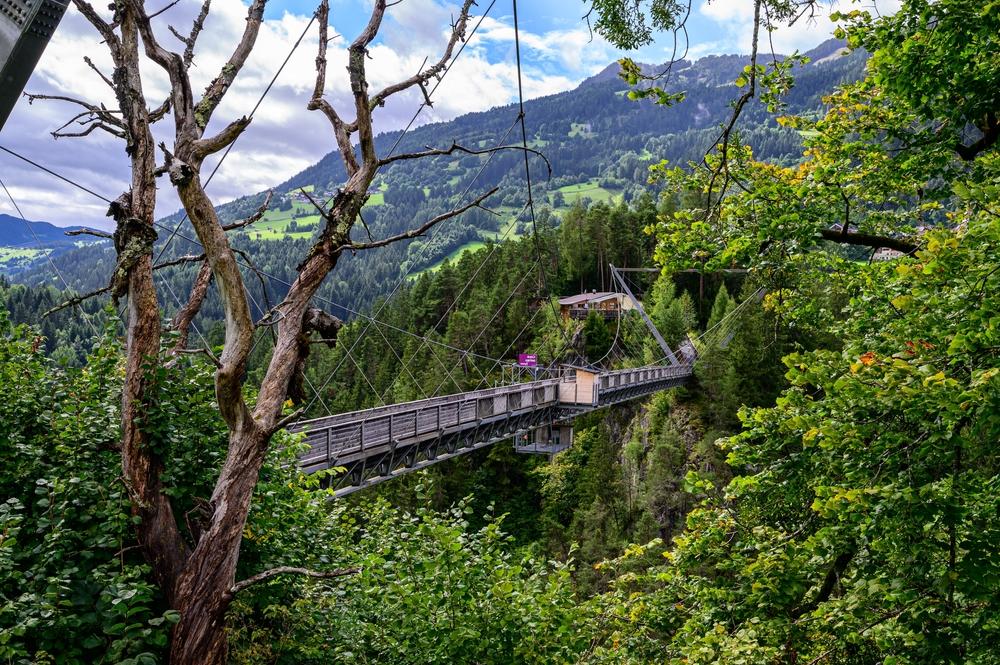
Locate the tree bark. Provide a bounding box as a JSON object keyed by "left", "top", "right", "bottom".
{"left": 818, "top": 228, "right": 918, "bottom": 254}
{"left": 119, "top": 0, "right": 482, "bottom": 659}
{"left": 169, "top": 423, "right": 267, "bottom": 664}
{"left": 84, "top": 0, "right": 191, "bottom": 601}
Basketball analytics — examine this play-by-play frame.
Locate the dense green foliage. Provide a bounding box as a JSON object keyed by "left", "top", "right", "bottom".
{"left": 0, "top": 317, "right": 180, "bottom": 663}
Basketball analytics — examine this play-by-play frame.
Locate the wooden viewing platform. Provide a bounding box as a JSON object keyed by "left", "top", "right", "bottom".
{"left": 290, "top": 364, "right": 693, "bottom": 496}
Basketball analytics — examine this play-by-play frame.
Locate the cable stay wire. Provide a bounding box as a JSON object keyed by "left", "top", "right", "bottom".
{"left": 374, "top": 0, "right": 564, "bottom": 403}
{"left": 369, "top": 198, "right": 531, "bottom": 403}
{"left": 334, "top": 0, "right": 561, "bottom": 407}
{"left": 0, "top": 146, "right": 113, "bottom": 204}
{"left": 511, "top": 0, "right": 571, "bottom": 355}
{"left": 302, "top": 111, "right": 523, "bottom": 414}
{"left": 0, "top": 176, "right": 101, "bottom": 338}
{"left": 471, "top": 301, "right": 545, "bottom": 391}
{"left": 428, "top": 255, "right": 540, "bottom": 397}
{"left": 295, "top": 0, "right": 535, "bottom": 411}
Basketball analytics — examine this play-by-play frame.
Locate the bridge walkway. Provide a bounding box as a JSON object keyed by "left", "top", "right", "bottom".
{"left": 290, "top": 364, "right": 692, "bottom": 496}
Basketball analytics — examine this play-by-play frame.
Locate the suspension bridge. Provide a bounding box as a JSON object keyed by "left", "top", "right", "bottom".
{"left": 289, "top": 275, "right": 757, "bottom": 497}
{"left": 0, "top": 0, "right": 760, "bottom": 499}
{"left": 290, "top": 363, "right": 690, "bottom": 495}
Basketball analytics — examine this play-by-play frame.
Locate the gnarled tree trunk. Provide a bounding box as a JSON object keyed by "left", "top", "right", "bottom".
{"left": 67, "top": 0, "right": 486, "bottom": 660}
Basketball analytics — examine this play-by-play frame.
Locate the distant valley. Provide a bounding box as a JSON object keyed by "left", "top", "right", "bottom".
{"left": 4, "top": 39, "right": 864, "bottom": 318}
{"left": 0, "top": 214, "right": 105, "bottom": 277}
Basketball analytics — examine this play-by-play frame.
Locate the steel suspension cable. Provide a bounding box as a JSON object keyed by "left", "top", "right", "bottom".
{"left": 428, "top": 256, "right": 540, "bottom": 396}
{"left": 0, "top": 176, "right": 101, "bottom": 337}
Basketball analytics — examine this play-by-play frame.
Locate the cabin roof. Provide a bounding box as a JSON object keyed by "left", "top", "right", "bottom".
{"left": 558, "top": 291, "right": 622, "bottom": 306}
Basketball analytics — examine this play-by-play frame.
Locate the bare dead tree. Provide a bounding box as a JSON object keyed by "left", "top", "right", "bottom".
{"left": 38, "top": 0, "right": 528, "bottom": 658}
{"left": 80, "top": 0, "right": 496, "bottom": 661}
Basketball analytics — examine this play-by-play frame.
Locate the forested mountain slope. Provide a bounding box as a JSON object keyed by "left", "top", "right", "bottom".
{"left": 9, "top": 39, "right": 863, "bottom": 321}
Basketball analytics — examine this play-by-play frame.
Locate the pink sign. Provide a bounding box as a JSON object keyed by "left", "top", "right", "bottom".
{"left": 517, "top": 354, "right": 537, "bottom": 367}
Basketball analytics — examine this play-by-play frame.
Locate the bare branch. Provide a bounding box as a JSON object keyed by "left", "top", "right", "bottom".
{"left": 702, "top": 0, "right": 762, "bottom": 208}
{"left": 66, "top": 228, "right": 113, "bottom": 239}
{"left": 340, "top": 186, "right": 498, "bottom": 252}
{"left": 148, "top": 0, "right": 181, "bottom": 19}
{"left": 25, "top": 93, "right": 125, "bottom": 126}
{"left": 308, "top": 0, "right": 359, "bottom": 174}
{"left": 169, "top": 0, "right": 211, "bottom": 69}
{"left": 348, "top": 0, "right": 392, "bottom": 168}
{"left": 192, "top": 115, "right": 251, "bottom": 158}
{"left": 230, "top": 565, "right": 360, "bottom": 596}
{"left": 72, "top": 0, "right": 121, "bottom": 55}
{"left": 378, "top": 141, "right": 552, "bottom": 177}
{"left": 126, "top": 0, "right": 190, "bottom": 119}
{"left": 223, "top": 190, "right": 274, "bottom": 231}
{"left": 367, "top": 0, "right": 475, "bottom": 110}
{"left": 83, "top": 56, "right": 116, "bottom": 90}
{"left": 297, "top": 186, "right": 330, "bottom": 217}
{"left": 52, "top": 121, "right": 127, "bottom": 141}
{"left": 149, "top": 98, "right": 171, "bottom": 123}
{"left": 193, "top": 0, "right": 265, "bottom": 130}
{"left": 170, "top": 260, "right": 213, "bottom": 354}
{"left": 168, "top": 24, "right": 187, "bottom": 47}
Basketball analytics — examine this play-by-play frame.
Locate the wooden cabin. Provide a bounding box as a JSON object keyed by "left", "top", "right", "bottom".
{"left": 558, "top": 291, "right": 634, "bottom": 322}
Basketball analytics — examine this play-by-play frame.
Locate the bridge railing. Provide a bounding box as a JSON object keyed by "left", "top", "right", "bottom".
{"left": 293, "top": 379, "right": 562, "bottom": 467}
{"left": 598, "top": 364, "right": 691, "bottom": 392}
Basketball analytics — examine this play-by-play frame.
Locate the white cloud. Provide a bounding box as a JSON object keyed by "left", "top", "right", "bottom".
{"left": 0, "top": 0, "right": 605, "bottom": 229}
{"left": 696, "top": 0, "right": 901, "bottom": 57}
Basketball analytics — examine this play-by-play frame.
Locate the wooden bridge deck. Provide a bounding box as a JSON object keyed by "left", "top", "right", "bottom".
{"left": 290, "top": 364, "right": 692, "bottom": 496}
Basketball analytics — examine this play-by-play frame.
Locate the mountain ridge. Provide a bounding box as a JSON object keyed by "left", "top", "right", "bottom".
{"left": 10, "top": 37, "right": 865, "bottom": 318}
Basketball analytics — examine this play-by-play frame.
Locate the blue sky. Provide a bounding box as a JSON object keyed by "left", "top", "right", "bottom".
{"left": 0, "top": 0, "right": 854, "bottom": 228}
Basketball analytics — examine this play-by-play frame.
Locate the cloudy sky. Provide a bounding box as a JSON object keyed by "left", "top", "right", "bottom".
{"left": 0, "top": 0, "right": 855, "bottom": 229}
